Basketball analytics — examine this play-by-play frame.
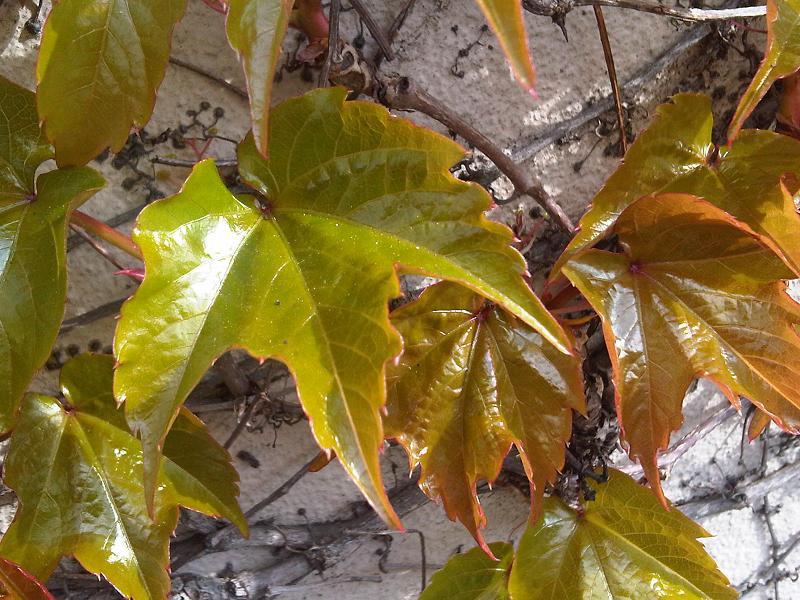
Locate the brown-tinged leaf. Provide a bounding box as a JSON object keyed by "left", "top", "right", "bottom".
{"left": 385, "top": 282, "right": 583, "bottom": 552}
{"left": 37, "top": 0, "right": 187, "bottom": 166}
{"left": 226, "top": 0, "right": 294, "bottom": 158}
{"left": 0, "top": 558, "right": 53, "bottom": 600}
{"left": 0, "top": 354, "right": 246, "bottom": 599}
{"left": 114, "top": 87, "right": 570, "bottom": 530}
{"left": 475, "top": 0, "right": 536, "bottom": 93}
{"left": 556, "top": 93, "right": 800, "bottom": 277}
{"left": 563, "top": 193, "right": 800, "bottom": 502}
{"left": 729, "top": 0, "right": 800, "bottom": 141}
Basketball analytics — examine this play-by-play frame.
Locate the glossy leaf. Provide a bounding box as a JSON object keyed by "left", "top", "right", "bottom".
{"left": 475, "top": 0, "right": 536, "bottom": 93}
{"left": 563, "top": 193, "right": 800, "bottom": 502}
{"left": 508, "top": 469, "right": 736, "bottom": 599}
{"left": 0, "top": 354, "right": 246, "bottom": 599}
{"left": 0, "top": 558, "right": 53, "bottom": 600}
{"left": 0, "top": 76, "right": 52, "bottom": 199}
{"left": 556, "top": 93, "right": 800, "bottom": 276}
{"left": 419, "top": 542, "right": 514, "bottom": 600}
{"left": 0, "top": 76, "right": 105, "bottom": 431}
{"left": 385, "top": 282, "right": 583, "bottom": 551}
{"left": 226, "top": 0, "right": 294, "bottom": 158}
{"left": 37, "top": 0, "right": 187, "bottom": 166}
{"left": 729, "top": 0, "right": 800, "bottom": 141}
{"left": 114, "top": 87, "right": 570, "bottom": 528}
{"left": 422, "top": 470, "right": 734, "bottom": 599}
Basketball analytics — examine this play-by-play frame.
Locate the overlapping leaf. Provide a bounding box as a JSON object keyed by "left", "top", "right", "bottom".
{"left": 0, "top": 76, "right": 105, "bottom": 431}
{"left": 37, "top": 0, "right": 187, "bottom": 166}
{"left": 419, "top": 542, "right": 514, "bottom": 600}
{"left": 114, "top": 87, "right": 570, "bottom": 529}
{"left": 385, "top": 283, "right": 583, "bottom": 551}
{"left": 421, "top": 470, "right": 735, "bottom": 599}
{"left": 0, "top": 354, "right": 246, "bottom": 600}
{"left": 475, "top": 0, "right": 536, "bottom": 93}
{"left": 0, "top": 558, "right": 53, "bottom": 600}
{"left": 564, "top": 193, "right": 800, "bottom": 502}
{"left": 555, "top": 93, "right": 800, "bottom": 276}
{"left": 226, "top": 0, "right": 294, "bottom": 157}
{"left": 729, "top": 0, "right": 800, "bottom": 140}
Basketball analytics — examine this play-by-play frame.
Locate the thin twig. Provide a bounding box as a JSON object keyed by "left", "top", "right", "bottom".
{"left": 169, "top": 56, "right": 248, "bottom": 98}
{"left": 68, "top": 225, "right": 128, "bottom": 271}
{"left": 244, "top": 454, "right": 321, "bottom": 520}
{"left": 59, "top": 298, "right": 127, "bottom": 333}
{"left": 349, "top": 0, "right": 394, "bottom": 61}
{"left": 70, "top": 210, "right": 143, "bottom": 260}
{"left": 592, "top": 6, "right": 627, "bottom": 154}
{"left": 345, "top": 529, "right": 427, "bottom": 593}
{"left": 522, "top": 0, "right": 766, "bottom": 22}
{"left": 319, "top": 0, "right": 342, "bottom": 86}
{"left": 151, "top": 156, "right": 237, "bottom": 168}
{"left": 374, "top": 0, "right": 417, "bottom": 67}
{"left": 381, "top": 76, "right": 575, "bottom": 233}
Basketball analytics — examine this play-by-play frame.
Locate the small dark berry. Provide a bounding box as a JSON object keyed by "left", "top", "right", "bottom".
{"left": 66, "top": 344, "right": 81, "bottom": 357}
{"left": 88, "top": 339, "right": 103, "bottom": 352}
{"left": 121, "top": 178, "right": 137, "bottom": 191}
{"left": 213, "top": 107, "right": 225, "bottom": 119}
{"left": 200, "top": 101, "right": 211, "bottom": 111}
{"left": 186, "top": 109, "right": 197, "bottom": 117}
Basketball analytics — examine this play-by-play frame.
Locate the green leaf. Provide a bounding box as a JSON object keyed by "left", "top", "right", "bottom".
{"left": 475, "top": 0, "right": 536, "bottom": 93}
{"left": 420, "top": 542, "right": 514, "bottom": 600}
{"left": 508, "top": 470, "right": 736, "bottom": 599}
{"left": 114, "top": 87, "right": 569, "bottom": 528}
{"left": 37, "top": 0, "right": 187, "bottom": 166}
{"left": 385, "top": 282, "right": 583, "bottom": 551}
{"left": 555, "top": 93, "right": 800, "bottom": 276}
{"left": 0, "top": 76, "right": 105, "bottom": 431}
{"left": 0, "top": 558, "right": 53, "bottom": 600}
{"left": 227, "top": 0, "right": 295, "bottom": 158}
{"left": 0, "top": 76, "right": 52, "bottom": 199}
{"left": 729, "top": 0, "right": 800, "bottom": 141}
{"left": 0, "top": 354, "right": 246, "bottom": 599}
{"left": 563, "top": 193, "right": 800, "bottom": 503}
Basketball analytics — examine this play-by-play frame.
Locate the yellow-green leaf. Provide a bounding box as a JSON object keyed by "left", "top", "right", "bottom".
{"left": 114, "top": 87, "right": 569, "bottom": 529}
{"left": 729, "top": 0, "right": 800, "bottom": 141}
{"left": 0, "top": 558, "right": 53, "bottom": 600}
{"left": 385, "top": 282, "right": 583, "bottom": 551}
{"left": 555, "top": 93, "right": 800, "bottom": 277}
{"left": 564, "top": 193, "right": 800, "bottom": 503}
{"left": 475, "top": 0, "right": 536, "bottom": 93}
{"left": 37, "top": 0, "right": 187, "bottom": 166}
{"left": 420, "top": 542, "right": 514, "bottom": 600}
{"left": 0, "top": 75, "right": 105, "bottom": 431}
{"left": 508, "top": 470, "right": 736, "bottom": 599}
{"left": 0, "top": 354, "right": 246, "bottom": 599}
{"left": 227, "top": 0, "right": 294, "bottom": 158}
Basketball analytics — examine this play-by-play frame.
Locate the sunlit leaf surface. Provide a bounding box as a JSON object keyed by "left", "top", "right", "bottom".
{"left": 420, "top": 542, "right": 513, "bottom": 600}
{"left": 114, "top": 87, "right": 569, "bottom": 529}
{"left": 564, "top": 193, "right": 800, "bottom": 502}
{"left": 0, "top": 354, "right": 245, "bottom": 599}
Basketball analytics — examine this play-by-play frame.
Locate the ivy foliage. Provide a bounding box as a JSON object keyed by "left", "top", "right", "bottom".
{"left": 1, "top": 0, "right": 800, "bottom": 597}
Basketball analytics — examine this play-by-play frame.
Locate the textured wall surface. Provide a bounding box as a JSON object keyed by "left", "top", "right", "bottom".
{"left": 0, "top": 1, "right": 795, "bottom": 598}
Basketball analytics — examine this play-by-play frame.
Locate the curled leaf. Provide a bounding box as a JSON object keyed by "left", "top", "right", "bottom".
{"left": 0, "top": 558, "right": 53, "bottom": 600}
{"left": 226, "top": 0, "right": 295, "bottom": 157}
{"left": 475, "top": 0, "right": 537, "bottom": 93}
{"left": 729, "top": 0, "right": 800, "bottom": 141}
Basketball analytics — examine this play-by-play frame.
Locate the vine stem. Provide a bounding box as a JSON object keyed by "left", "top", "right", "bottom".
{"left": 69, "top": 211, "right": 143, "bottom": 261}
{"left": 592, "top": 6, "right": 627, "bottom": 154}
{"left": 522, "top": 0, "right": 766, "bottom": 22}
{"left": 380, "top": 76, "right": 576, "bottom": 234}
